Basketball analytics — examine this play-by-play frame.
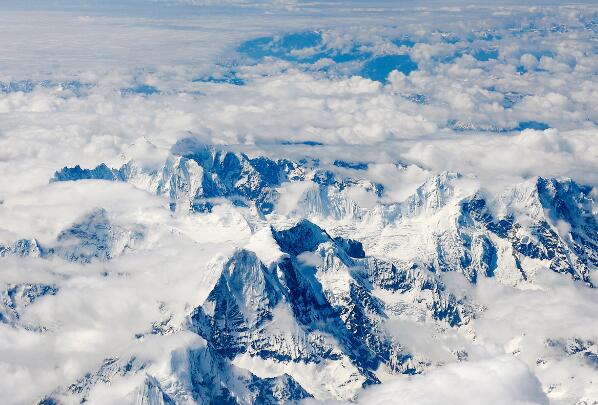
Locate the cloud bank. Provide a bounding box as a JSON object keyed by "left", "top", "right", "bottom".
{"left": 0, "top": 1, "right": 596, "bottom": 404}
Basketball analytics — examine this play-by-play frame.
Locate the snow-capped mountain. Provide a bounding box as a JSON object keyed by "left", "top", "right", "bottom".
{"left": 2, "top": 2, "right": 598, "bottom": 404}
{"left": 51, "top": 140, "right": 597, "bottom": 288}
{"left": 1, "top": 208, "right": 143, "bottom": 263}
{"left": 3, "top": 139, "right": 587, "bottom": 403}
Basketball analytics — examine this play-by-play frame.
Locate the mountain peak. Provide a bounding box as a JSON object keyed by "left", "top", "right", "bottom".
{"left": 271, "top": 219, "right": 331, "bottom": 256}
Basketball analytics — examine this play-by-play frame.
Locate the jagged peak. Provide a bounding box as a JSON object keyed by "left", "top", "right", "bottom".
{"left": 51, "top": 141, "right": 395, "bottom": 219}
{"left": 3, "top": 208, "right": 141, "bottom": 263}
{"left": 418, "top": 171, "right": 462, "bottom": 196}
{"left": 186, "top": 341, "right": 311, "bottom": 404}
{"left": 52, "top": 208, "right": 143, "bottom": 263}
{"left": 402, "top": 171, "right": 462, "bottom": 216}
{"left": 222, "top": 249, "right": 270, "bottom": 280}
{"left": 535, "top": 177, "right": 595, "bottom": 223}
{"left": 0, "top": 238, "right": 43, "bottom": 258}
{"left": 498, "top": 176, "right": 594, "bottom": 223}
{"left": 51, "top": 163, "right": 121, "bottom": 183}
{"left": 1, "top": 283, "right": 59, "bottom": 325}
{"left": 271, "top": 219, "right": 368, "bottom": 263}
{"left": 206, "top": 249, "right": 281, "bottom": 326}
{"left": 271, "top": 219, "right": 332, "bottom": 256}
{"left": 134, "top": 375, "right": 176, "bottom": 405}
{"left": 333, "top": 236, "right": 366, "bottom": 259}
{"left": 56, "top": 208, "right": 113, "bottom": 245}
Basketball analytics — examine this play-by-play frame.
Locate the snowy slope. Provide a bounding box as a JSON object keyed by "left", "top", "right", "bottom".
{"left": 1, "top": 4, "right": 597, "bottom": 404}
{"left": 6, "top": 139, "right": 588, "bottom": 403}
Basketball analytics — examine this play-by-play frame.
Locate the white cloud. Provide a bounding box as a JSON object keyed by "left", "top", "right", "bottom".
{"left": 354, "top": 356, "right": 548, "bottom": 405}
{"left": 0, "top": 2, "right": 596, "bottom": 404}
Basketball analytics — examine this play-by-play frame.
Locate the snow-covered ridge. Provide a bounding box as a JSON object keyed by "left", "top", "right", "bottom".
{"left": 0, "top": 208, "right": 143, "bottom": 263}
{"left": 30, "top": 218, "right": 469, "bottom": 403}
{"left": 189, "top": 220, "right": 471, "bottom": 400}
{"left": 5, "top": 140, "right": 588, "bottom": 403}
{"left": 1, "top": 3, "right": 598, "bottom": 403}
{"left": 48, "top": 140, "right": 596, "bottom": 287}
{"left": 51, "top": 140, "right": 383, "bottom": 217}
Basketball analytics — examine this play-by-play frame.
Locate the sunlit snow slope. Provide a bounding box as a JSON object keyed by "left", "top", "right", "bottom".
{"left": 0, "top": 2, "right": 597, "bottom": 405}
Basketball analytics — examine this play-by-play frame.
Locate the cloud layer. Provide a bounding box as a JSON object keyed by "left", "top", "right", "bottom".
{"left": 0, "top": 1, "right": 596, "bottom": 404}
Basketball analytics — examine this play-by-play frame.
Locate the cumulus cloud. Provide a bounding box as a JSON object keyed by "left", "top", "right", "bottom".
{"left": 353, "top": 357, "right": 548, "bottom": 405}
{"left": 0, "top": 1, "right": 596, "bottom": 404}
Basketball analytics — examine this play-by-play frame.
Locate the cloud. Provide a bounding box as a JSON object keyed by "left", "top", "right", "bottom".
{"left": 353, "top": 356, "right": 548, "bottom": 405}
{"left": 0, "top": 2, "right": 596, "bottom": 404}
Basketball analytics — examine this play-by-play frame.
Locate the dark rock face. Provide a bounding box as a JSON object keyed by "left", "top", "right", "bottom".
{"left": 42, "top": 344, "right": 310, "bottom": 405}
{"left": 51, "top": 140, "right": 385, "bottom": 216}
{"left": 51, "top": 163, "right": 121, "bottom": 182}
{"left": 0, "top": 283, "right": 58, "bottom": 325}
{"left": 0, "top": 238, "right": 43, "bottom": 258}
{"left": 187, "top": 343, "right": 311, "bottom": 405}
{"left": 271, "top": 219, "right": 331, "bottom": 255}
{"left": 52, "top": 146, "right": 302, "bottom": 215}
{"left": 458, "top": 177, "right": 597, "bottom": 286}
{"left": 36, "top": 144, "right": 598, "bottom": 402}
{"left": 190, "top": 219, "right": 469, "bottom": 396}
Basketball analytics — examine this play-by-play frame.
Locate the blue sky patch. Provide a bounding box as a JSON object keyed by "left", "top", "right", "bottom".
{"left": 361, "top": 55, "right": 418, "bottom": 83}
